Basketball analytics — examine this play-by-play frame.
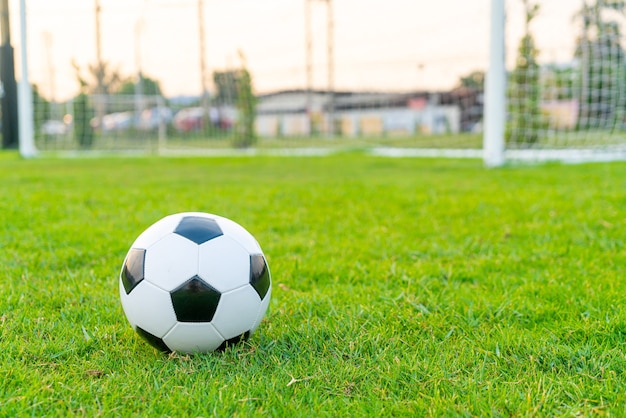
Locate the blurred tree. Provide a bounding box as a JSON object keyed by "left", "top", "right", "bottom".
{"left": 458, "top": 71, "right": 485, "bottom": 90}
{"left": 542, "top": 65, "right": 576, "bottom": 101}
{"left": 454, "top": 70, "right": 485, "bottom": 132}
{"left": 233, "top": 51, "right": 257, "bottom": 148}
{"left": 115, "top": 75, "right": 164, "bottom": 97}
{"left": 87, "top": 61, "right": 123, "bottom": 95}
{"left": 76, "top": 60, "right": 123, "bottom": 122}
{"left": 213, "top": 70, "right": 239, "bottom": 105}
{"left": 32, "top": 84, "right": 49, "bottom": 137}
{"left": 72, "top": 61, "right": 95, "bottom": 149}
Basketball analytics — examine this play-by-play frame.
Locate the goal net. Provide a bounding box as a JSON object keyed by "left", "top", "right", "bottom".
{"left": 486, "top": 0, "right": 626, "bottom": 165}
{"left": 17, "top": 0, "right": 626, "bottom": 163}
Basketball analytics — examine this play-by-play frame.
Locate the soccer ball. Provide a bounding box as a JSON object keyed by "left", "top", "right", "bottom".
{"left": 119, "top": 212, "right": 271, "bottom": 353}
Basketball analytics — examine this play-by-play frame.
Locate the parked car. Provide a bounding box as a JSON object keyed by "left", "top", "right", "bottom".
{"left": 138, "top": 107, "right": 173, "bottom": 131}
{"left": 173, "top": 107, "right": 205, "bottom": 132}
{"left": 101, "top": 112, "right": 134, "bottom": 132}
{"left": 41, "top": 120, "right": 69, "bottom": 135}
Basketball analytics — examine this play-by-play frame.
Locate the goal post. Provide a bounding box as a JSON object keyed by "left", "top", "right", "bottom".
{"left": 18, "top": 0, "right": 36, "bottom": 158}
{"left": 484, "top": 0, "right": 506, "bottom": 167}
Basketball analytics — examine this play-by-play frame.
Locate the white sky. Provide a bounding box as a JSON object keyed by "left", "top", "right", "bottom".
{"left": 11, "top": 0, "right": 586, "bottom": 100}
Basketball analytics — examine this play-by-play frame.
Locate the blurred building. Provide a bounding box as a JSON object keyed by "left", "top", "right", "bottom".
{"left": 255, "top": 89, "right": 482, "bottom": 137}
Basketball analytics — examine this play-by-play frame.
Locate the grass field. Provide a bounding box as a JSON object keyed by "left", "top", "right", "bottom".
{"left": 1, "top": 151, "right": 625, "bottom": 415}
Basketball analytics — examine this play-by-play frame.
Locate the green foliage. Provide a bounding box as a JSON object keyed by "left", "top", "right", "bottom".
{"left": 211, "top": 53, "right": 258, "bottom": 147}
{"left": 0, "top": 153, "right": 625, "bottom": 415}
{"left": 115, "top": 74, "right": 164, "bottom": 97}
{"left": 506, "top": 0, "right": 544, "bottom": 147}
{"left": 233, "top": 51, "right": 257, "bottom": 148}
{"left": 71, "top": 62, "right": 95, "bottom": 149}
{"left": 73, "top": 94, "right": 94, "bottom": 149}
{"left": 32, "top": 85, "right": 50, "bottom": 138}
{"left": 542, "top": 65, "right": 576, "bottom": 101}
{"left": 87, "top": 61, "right": 123, "bottom": 96}
{"left": 213, "top": 70, "right": 240, "bottom": 105}
{"left": 458, "top": 70, "right": 485, "bottom": 90}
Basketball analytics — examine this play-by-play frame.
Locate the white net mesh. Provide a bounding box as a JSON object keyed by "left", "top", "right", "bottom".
{"left": 505, "top": 0, "right": 626, "bottom": 156}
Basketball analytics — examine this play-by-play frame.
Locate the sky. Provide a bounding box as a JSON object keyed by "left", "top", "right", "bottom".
{"left": 10, "top": 0, "right": 591, "bottom": 101}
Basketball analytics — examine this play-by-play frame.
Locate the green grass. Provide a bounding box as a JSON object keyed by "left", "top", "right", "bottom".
{"left": 1, "top": 151, "right": 625, "bottom": 415}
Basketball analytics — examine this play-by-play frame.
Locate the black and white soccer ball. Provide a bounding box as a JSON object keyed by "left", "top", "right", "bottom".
{"left": 119, "top": 212, "right": 271, "bottom": 353}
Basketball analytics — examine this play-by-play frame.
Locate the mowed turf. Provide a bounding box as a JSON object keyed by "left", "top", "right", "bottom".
{"left": 0, "top": 152, "right": 625, "bottom": 415}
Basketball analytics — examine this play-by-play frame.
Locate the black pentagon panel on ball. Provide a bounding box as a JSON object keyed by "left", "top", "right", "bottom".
{"left": 250, "top": 255, "right": 271, "bottom": 299}
{"left": 121, "top": 248, "right": 146, "bottom": 294}
{"left": 174, "top": 216, "right": 223, "bottom": 245}
{"left": 136, "top": 326, "right": 172, "bottom": 353}
{"left": 170, "top": 275, "right": 221, "bottom": 322}
{"left": 217, "top": 331, "right": 250, "bottom": 351}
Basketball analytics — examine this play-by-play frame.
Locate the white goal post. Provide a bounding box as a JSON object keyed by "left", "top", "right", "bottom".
{"left": 18, "top": 0, "right": 36, "bottom": 158}
{"left": 484, "top": 0, "right": 506, "bottom": 167}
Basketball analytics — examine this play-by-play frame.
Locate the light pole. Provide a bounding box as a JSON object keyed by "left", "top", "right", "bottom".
{"left": 305, "top": 0, "right": 313, "bottom": 134}
{"left": 305, "top": 0, "right": 335, "bottom": 137}
{"left": 94, "top": 0, "right": 105, "bottom": 128}
{"left": 198, "top": 0, "right": 210, "bottom": 117}
{"left": 325, "top": 0, "right": 334, "bottom": 137}
{"left": 134, "top": 19, "right": 144, "bottom": 125}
